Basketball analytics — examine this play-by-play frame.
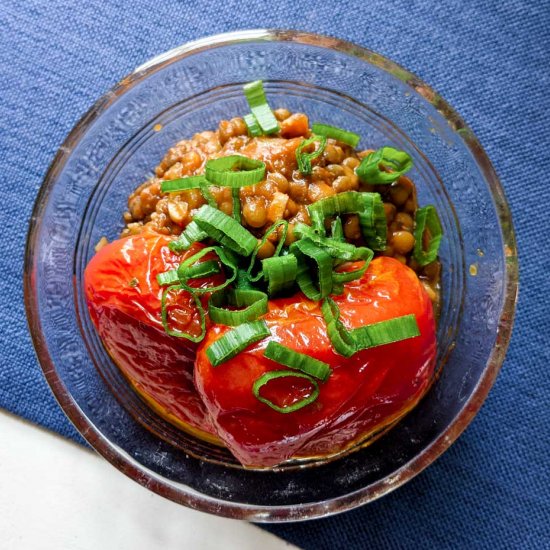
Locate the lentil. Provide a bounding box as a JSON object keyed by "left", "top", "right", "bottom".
{"left": 122, "top": 110, "right": 440, "bottom": 305}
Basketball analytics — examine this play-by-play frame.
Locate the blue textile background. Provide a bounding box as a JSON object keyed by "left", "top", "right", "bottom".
{"left": 1, "top": 1, "right": 548, "bottom": 548}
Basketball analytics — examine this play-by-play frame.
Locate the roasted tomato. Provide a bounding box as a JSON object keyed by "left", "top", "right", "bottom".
{"left": 84, "top": 233, "right": 222, "bottom": 443}
{"left": 195, "top": 257, "right": 436, "bottom": 468}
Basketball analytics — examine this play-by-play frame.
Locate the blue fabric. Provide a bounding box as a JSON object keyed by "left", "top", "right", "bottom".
{"left": 1, "top": 0, "right": 548, "bottom": 547}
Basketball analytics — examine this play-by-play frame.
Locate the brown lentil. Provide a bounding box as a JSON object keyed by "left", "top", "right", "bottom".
{"left": 122, "top": 110, "right": 440, "bottom": 306}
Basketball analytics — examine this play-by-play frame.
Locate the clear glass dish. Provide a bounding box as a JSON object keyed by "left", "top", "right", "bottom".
{"left": 24, "top": 29, "right": 518, "bottom": 521}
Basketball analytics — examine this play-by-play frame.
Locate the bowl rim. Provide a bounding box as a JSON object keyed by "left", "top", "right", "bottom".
{"left": 24, "top": 28, "right": 519, "bottom": 521}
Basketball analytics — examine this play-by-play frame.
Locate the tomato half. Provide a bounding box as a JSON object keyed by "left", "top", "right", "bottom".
{"left": 194, "top": 257, "right": 436, "bottom": 467}
{"left": 84, "top": 233, "right": 223, "bottom": 442}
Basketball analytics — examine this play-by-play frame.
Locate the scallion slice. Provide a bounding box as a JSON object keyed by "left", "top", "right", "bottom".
{"left": 243, "top": 80, "right": 280, "bottom": 135}
{"left": 161, "top": 285, "right": 206, "bottom": 342}
{"left": 294, "top": 222, "right": 373, "bottom": 262}
{"left": 331, "top": 217, "right": 344, "bottom": 242}
{"left": 204, "top": 155, "right": 266, "bottom": 187}
{"left": 252, "top": 370, "right": 320, "bottom": 413}
{"left": 175, "top": 245, "right": 237, "bottom": 294}
{"left": 262, "top": 254, "right": 298, "bottom": 296}
{"left": 413, "top": 205, "right": 443, "bottom": 266}
{"left": 208, "top": 289, "right": 268, "bottom": 326}
{"left": 231, "top": 187, "right": 241, "bottom": 222}
{"left": 307, "top": 192, "right": 387, "bottom": 250}
{"left": 160, "top": 175, "right": 207, "bottom": 193}
{"left": 322, "top": 298, "right": 421, "bottom": 356}
{"left": 264, "top": 341, "right": 332, "bottom": 382}
{"left": 157, "top": 259, "right": 220, "bottom": 287}
{"left": 311, "top": 123, "right": 360, "bottom": 148}
{"left": 349, "top": 314, "right": 420, "bottom": 350}
{"left": 168, "top": 221, "right": 208, "bottom": 253}
{"left": 295, "top": 135, "right": 327, "bottom": 175}
{"left": 244, "top": 112, "right": 262, "bottom": 137}
{"left": 247, "top": 220, "right": 288, "bottom": 282}
{"left": 193, "top": 205, "right": 257, "bottom": 256}
{"left": 321, "top": 298, "right": 357, "bottom": 357}
{"left": 290, "top": 238, "right": 334, "bottom": 300}
{"left": 206, "top": 320, "right": 270, "bottom": 367}
{"left": 356, "top": 146, "right": 413, "bottom": 184}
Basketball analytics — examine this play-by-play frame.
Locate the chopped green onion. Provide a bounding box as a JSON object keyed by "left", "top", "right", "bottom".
{"left": 204, "top": 155, "right": 266, "bottom": 187}
{"left": 321, "top": 298, "right": 357, "bottom": 357}
{"left": 206, "top": 320, "right": 270, "bottom": 367}
{"left": 231, "top": 187, "right": 241, "bottom": 222}
{"left": 157, "top": 259, "right": 220, "bottom": 287}
{"left": 358, "top": 193, "right": 387, "bottom": 251}
{"left": 243, "top": 80, "right": 280, "bottom": 135}
{"left": 262, "top": 254, "right": 298, "bottom": 296}
{"left": 161, "top": 285, "right": 206, "bottom": 342}
{"left": 199, "top": 181, "right": 218, "bottom": 208}
{"left": 208, "top": 289, "right": 268, "bottom": 326}
{"left": 331, "top": 217, "right": 344, "bottom": 242}
{"left": 307, "top": 192, "right": 387, "bottom": 250}
{"left": 290, "top": 239, "right": 333, "bottom": 300}
{"left": 235, "top": 268, "right": 255, "bottom": 290}
{"left": 322, "top": 298, "right": 421, "bottom": 356}
{"left": 157, "top": 269, "right": 179, "bottom": 287}
{"left": 413, "top": 205, "right": 443, "bottom": 266}
{"left": 349, "top": 314, "right": 420, "bottom": 350}
{"left": 176, "top": 246, "right": 237, "bottom": 294}
{"left": 294, "top": 222, "right": 373, "bottom": 262}
{"left": 311, "top": 123, "right": 360, "bottom": 148}
{"left": 160, "top": 175, "right": 217, "bottom": 208}
{"left": 356, "top": 146, "right": 413, "bottom": 184}
{"left": 161, "top": 175, "right": 208, "bottom": 193}
{"left": 332, "top": 259, "right": 371, "bottom": 285}
{"left": 168, "top": 221, "right": 208, "bottom": 253}
{"left": 296, "top": 135, "right": 327, "bottom": 175}
{"left": 264, "top": 341, "right": 332, "bottom": 382}
{"left": 193, "top": 205, "right": 257, "bottom": 256}
{"left": 247, "top": 220, "right": 288, "bottom": 282}
{"left": 244, "top": 112, "right": 262, "bottom": 137}
{"left": 252, "top": 370, "right": 320, "bottom": 413}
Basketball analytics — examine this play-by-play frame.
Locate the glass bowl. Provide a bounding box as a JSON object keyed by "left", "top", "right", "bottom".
{"left": 24, "top": 29, "right": 518, "bottom": 521}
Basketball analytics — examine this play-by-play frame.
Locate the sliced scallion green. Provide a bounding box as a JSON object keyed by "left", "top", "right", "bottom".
{"left": 321, "top": 298, "right": 357, "bottom": 357}
{"left": 262, "top": 253, "right": 298, "bottom": 296}
{"left": 252, "top": 370, "right": 320, "bottom": 413}
{"left": 356, "top": 146, "right": 413, "bottom": 184}
{"left": 161, "top": 285, "right": 206, "bottom": 342}
{"left": 206, "top": 320, "right": 270, "bottom": 367}
{"left": 208, "top": 289, "right": 268, "bottom": 326}
{"left": 264, "top": 341, "right": 332, "bottom": 382}
{"left": 247, "top": 220, "right": 288, "bottom": 282}
{"left": 349, "top": 314, "right": 420, "bottom": 350}
{"left": 413, "top": 205, "right": 443, "bottom": 266}
{"left": 311, "top": 123, "right": 360, "bottom": 148}
{"left": 244, "top": 112, "right": 262, "bottom": 137}
{"left": 177, "top": 246, "right": 237, "bottom": 294}
{"left": 290, "top": 238, "right": 333, "bottom": 300}
{"left": 168, "top": 221, "right": 208, "bottom": 253}
{"left": 231, "top": 187, "right": 241, "bottom": 222}
{"left": 243, "top": 80, "right": 280, "bottom": 135}
{"left": 157, "top": 259, "right": 220, "bottom": 287}
{"left": 307, "top": 192, "right": 387, "bottom": 250}
{"left": 193, "top": 205, "right": 257, "bottom": 256}
{"left": 295, "top": 135, "right": 327, "bottom": 175}
{"left": 204, "top": 155, "right": 266, "bottom": 187}
{"left": 161, "top": 175, "right": 208, "bottom": 193}
{"left": 331, "top": 217, "right": 344, "bottom": 242}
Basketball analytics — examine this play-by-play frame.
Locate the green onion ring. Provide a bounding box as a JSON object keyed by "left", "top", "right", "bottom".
{"left": 252, "top": 370, "right": 320, "bottom": 413}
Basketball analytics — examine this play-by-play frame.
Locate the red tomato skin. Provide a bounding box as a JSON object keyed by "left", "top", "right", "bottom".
{"left": 195, "top": 257, "right": 436, "bottom": 468}
{"left": 84, "top": 233, "right": 220, "bottom": 439}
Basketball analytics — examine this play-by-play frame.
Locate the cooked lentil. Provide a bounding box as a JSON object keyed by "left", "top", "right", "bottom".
{"left": 122, "top": 112, "right": 440, "bottom": 305}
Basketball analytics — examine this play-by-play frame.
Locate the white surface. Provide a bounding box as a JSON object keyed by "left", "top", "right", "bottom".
{"left": 0, "top": 410, "right": 298, "bottom": 550}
